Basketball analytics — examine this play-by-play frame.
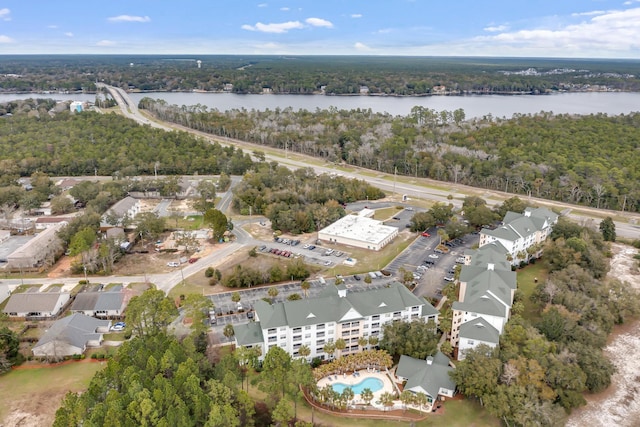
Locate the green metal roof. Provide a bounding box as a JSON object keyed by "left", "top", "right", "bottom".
{"left": 458, "top": 317, "right": 500, "bottom": 344}
{"left": 397, "top": 352, "right": 456, "bottom": 399}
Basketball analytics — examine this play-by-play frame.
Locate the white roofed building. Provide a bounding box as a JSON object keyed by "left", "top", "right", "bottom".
{"left": 318, "top": 211, "right": 398, "bottom": 251}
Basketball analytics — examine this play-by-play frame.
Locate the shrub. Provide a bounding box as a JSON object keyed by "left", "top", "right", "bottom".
{"left": 205, "top": 267, "right": 214, "bottom": 277}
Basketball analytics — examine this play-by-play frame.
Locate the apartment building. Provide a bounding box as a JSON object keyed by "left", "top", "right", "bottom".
{"left": 234, "top": 282, "right": 438, "bottom": 360}
{"left": 479, "top": 207, "right": 558, "bottom": 265}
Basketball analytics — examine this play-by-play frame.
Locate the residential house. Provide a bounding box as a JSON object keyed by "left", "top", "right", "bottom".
{"left": 35, "top": 216, "right": 72, "bottom": 230}
{"left": 70, "top": 285, "right": 126, "bottom": 318}
{"left": 456, "top": 317, "right": 501, "bottom": 358}
{"left": 100, "top": 196, "right": 141, "bottom": 231}
{"left": 3, "top": 290, "right": 71, "bottom": 318}
{"left": 32, "top": 313, "right": 111, "bottom": 357}
{"left": 479, "top": 207, "right": 558, "bottom": 265}
{"left": 395, "top": 352, "right": 456, "bottom": 408}
{"left": 234, "top": 282, "right": 438, "bottom": 361}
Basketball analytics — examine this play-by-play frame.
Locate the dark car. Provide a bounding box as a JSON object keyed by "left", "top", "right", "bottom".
{"left": 353, "top": 275, "right": 361, "bottom": 281}
{"left": 246, "top": 311, "right": 254, "bottom": 319}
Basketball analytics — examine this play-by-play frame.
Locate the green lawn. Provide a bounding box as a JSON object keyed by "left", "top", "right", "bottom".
{"left": 516, "top": 262, "right": 548, "bottom": 322}
{"left": 372, "top": 206, "right": 403, "bottom": 221}
{"left": 0, "top": 361, "right": 104, "bottom": 422}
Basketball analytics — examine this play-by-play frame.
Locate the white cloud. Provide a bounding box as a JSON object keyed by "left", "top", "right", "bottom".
{"left": 96, "top": 40, "right": 116, "bottom": 46}
{"left": 107, "top": 15, "right": 151, "bottom": 23}
{"left": 47, "top": 25, "right": 58, "bottom": 29}
{"left": 258, "top": 3, "right": 268, "bottom": 7}
{"left": 376, "top": 28, "right": 392, "bottom": 34}
{"left": 571, "top": 10, "right": 606, "bottom": 17}
{"left": 241, "top": 21, "right": 304, "bottom": 33}
{"left": 65, "top": 32, "right": 74, "bottom": 37}
{"left": 475, "top": 7, "right": 640, "bottom": 56}
{"left": 0, "top": 35, "right": 14, "bottom": 43}
{"left": 351, "top": 14, "right": 362, "bottom": 18}
{"left": 281, "top": 7, "right": 289, "bottom": 11}
{"left": 306, "top": 17, "right": 333, "bottom": 28}
{"left": 354, "top": 42, "right": 371, "bottom": 51}
{"left": 0, "top": 8, "right": 11, "bottom": 21}
{"left": 484, "top": 24, "right": 509, "bottom": 32}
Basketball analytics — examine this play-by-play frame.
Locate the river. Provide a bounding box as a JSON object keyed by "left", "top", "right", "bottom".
{"left": 1, "top": 91, "right": 640, "bottom": 119}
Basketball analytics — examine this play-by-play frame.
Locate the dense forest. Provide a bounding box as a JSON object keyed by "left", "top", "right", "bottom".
{"left": 1, "top": 55, "right": 639, "bottom": 95}
{"left": 0, "top": 104, "right": 253, "bottom": 177}
{"left": 140, "top": 99, "right": 640, "bottom": 213}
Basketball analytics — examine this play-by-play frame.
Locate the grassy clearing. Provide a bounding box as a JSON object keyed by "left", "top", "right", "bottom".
{"left": 0, "top": 361, "right": 103, "bottom": 422}
{"left": 516, "top": 262, "right": 548, "bottom": 322}
{"left": 331, "top": 232, "right": 416, "bottom": 276}
{"left": 372, "top": 206, "right": 403, "bottom": 221}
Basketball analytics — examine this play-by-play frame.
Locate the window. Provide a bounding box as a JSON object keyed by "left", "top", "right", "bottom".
{"left": 317, "top": 332, "right": 325, "bottom": 338}
{"left": 467, "top": 340, "right": 474, "bottom": 345}
{"left": 305, "top": 326, "right": 311, "bottom": 330}
{"left": 372, "top": 315, "right": 380, "bottom": 321}
{"left": 372, "top": 323, "right": 379, "bottom": 328}
{"left": 317, "top": 323, "right": 325, "bottom": 330}
{"left": 279, "top": 327, "right": 286, "bottom": 332}
{"left": 293, "top": 343, "right": 301, "bottom": 349}
{"left": 279, "top": 335, "right": 286, "bottom": 340}
{"left": 293, "top": 335, "right": 302, "bottom": 342}
{"left": 351, "top": 321, "right": 360, "bottom": 327}
{"left": 412, "top": 306, "right": 419, "bottom": 312}
{"left": 292, "top": 327, "right": 302, "bottom": 333}
{"left": 268, "top": 337, "right": 277, "bottom": 343}
{"left": 268, "top": 328, "right": 277, "bottom": 334}
{"left": 305, "top": 333, "right": 311, "bottom": 339}
{"left": 316, "top": 339, "right": 325, "bottom": 346}
{"left": 342, "top": 331, "right": 350, "bottom": 337}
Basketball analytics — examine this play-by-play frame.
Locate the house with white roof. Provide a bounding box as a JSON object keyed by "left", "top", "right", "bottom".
{"left": 234, "top": 282, "right": 438, "bottom": 361}
{"left": 318, "top": 210, "right": 399, "bottom": 251}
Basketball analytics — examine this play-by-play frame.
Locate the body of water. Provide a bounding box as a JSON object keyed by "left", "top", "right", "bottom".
{"left": 1, "top": 91, "right": 639, "bottom": 119}
{"left": 332, "top": 377, "right": 384, "bottom": 395}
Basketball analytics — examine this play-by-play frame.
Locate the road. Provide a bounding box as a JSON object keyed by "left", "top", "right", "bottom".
{"left": 100, "top": 83, "right": 640, "bottom": 240}
{"left": 16, "top": 83, "right": 625, "bottom": 296}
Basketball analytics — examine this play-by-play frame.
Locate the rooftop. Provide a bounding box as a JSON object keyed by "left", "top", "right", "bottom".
{"left": 319, "top": 214, "right": 398, "bottom": 245}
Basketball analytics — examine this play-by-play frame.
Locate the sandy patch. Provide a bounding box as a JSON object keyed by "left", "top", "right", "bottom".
{"left": 566, "top": 243, "right": 640, "bottom": 427}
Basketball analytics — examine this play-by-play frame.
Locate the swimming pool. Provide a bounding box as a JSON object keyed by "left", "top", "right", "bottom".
{"left": 332, "top": 377, "right": 384, "bottom": 395}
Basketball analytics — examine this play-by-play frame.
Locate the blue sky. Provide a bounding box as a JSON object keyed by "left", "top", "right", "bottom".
{"left": 1, "top": 1, "right": 640, "bottom": 57}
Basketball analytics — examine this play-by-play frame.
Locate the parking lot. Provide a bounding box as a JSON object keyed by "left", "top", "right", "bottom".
{"left": 384, "top": 228, "right": 475, "bottom": 299}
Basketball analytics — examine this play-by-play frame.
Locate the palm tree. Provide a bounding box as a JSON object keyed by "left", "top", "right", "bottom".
{"left": 323, "top": 342, "right": 336, "bottom": 360}
{"left": 368, "top": 336, "right": 379, "bottom": 349}
{"left": 341, "top": 388, "right": 354, "bottom": 409}
{"left": 376, "top": 392, "right": 395, "bottom": 411}
{"left": 298, "top": 344, "right": 311, "bottom": 361}
{"left": 360, "top": 388, "right": 374, "bottom": 406}
{"left": 300, "top": 280, "right": 310, "bottom": 298}
{"left": 400, "top": 390, "right": 415, "bottom": 412}
{"left": 267, "top": 286, "right": 279, "bottom": 302}
{"left": 414, "top": 392, "right": 428, "bottom": 410}
{"left": 358, "top": 336, "right": 369, "bottom": 351}
{"left": 334, "top": 338, "right": 346, "bottom": 359}
{"left": 223, "top": 324, "right": 235, "bottom": 339}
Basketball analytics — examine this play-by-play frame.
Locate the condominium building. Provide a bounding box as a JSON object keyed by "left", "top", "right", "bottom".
{"left": 479, "top": 207, "right": 558, "bottom": 265}
{"left": 234, "top": 282, "right": 438, "bottom": 360}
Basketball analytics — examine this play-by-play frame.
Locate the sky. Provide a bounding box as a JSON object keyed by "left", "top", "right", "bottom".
{"left": 1, "top": 1, "right": 640, "bottom": 58}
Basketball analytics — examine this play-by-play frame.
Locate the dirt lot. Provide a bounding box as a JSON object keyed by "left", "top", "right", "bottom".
{"left": 567, "top": 243, "right": 640, "bottom": 427}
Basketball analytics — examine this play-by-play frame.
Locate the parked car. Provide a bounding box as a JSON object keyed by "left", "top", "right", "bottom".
{"left": 428, "top": 254, "right": 439, "bottom": 259}
{"left": 444, "top": 276, "right": 455, "bottom": 282}
{"left": 110, "top": 321, "right": 126, "bottom": 331}
{"left": 188, "top": 258, "right": 199, "bottom": 264}
{"left": 246, "top": 311, "right": 254, "bottom": 319}
{"left": 421, "top": 231, "right": 431, "bottom": 237}
{"left": 167, "top": 261, "right": 179, "bottom": 267}
{"left": 323, "top": 260, "right": 332, "bottom": 266}
{"left": 424, "top": 259, "right": 435, "bottom": 265}
{"left": 353, "top": 275, "right": 361, "bottom": 281}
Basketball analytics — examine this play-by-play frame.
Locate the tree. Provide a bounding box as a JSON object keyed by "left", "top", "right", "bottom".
{"left": 380, "top": 319, "right": 439, "bottom": 359}
{"left": 358, "top": 336, "right": 369, "bottom": 351}
{"left": 259, "top": 346, "right": 292, "bottom": 401}
{"left": 271, "top": 397, "right": 294, "bottom": 427}
{"left": 223, "top": 324, "right": 235, "bottom": 339}
{"left": 231, "top": 292, "right": 241, "bottom": 304}
{"left": 183, "top": 294, "right": 213, "bottom": 337}
{"left": 204, "top": 208, "right": 229, "bottom": 242}
{"left": 360, "top": 388, "right": 374, "bottom": 406}
{"left": 300, "top": 280, "right": 310, "bottom": 298}
{"left": 136, "top": 212, "right": 166, "bottom": 243}
{"left": 125, "top": 289, "right": 178, "bottom": 337}
{"left": 334, "top": 338, "right": 346, "bottom": 359}
{"left": 599, "top": 217, "right": 616, "bottom": 241}
{"left": 323, "top": 342, "right": 336, "bottom": 360}
{"left": 298, "top": 344, "right": 311, "bottom": 360}
{"left": 267, "top": 287, "right": 279, "bottom": 302}
{"left": 193, "top": 179, "right": 217, "bottom": 214}
{"left": 376, "top": 392, "right": 395, "bottom": 411}
{"left": 50, "top": 195, "right": 75, "bottom": 214}
{"left": 414, "top": 392, "right": 428, "bottom": 410}
{"left": 340, "top": 388, "right": 355, "bottom": 408}
{"left": 450, "top": 345, "right": 501, "bottom": 406}
{"left": 400, "top": 390, "right": 415, "bottom": 412}
{"left": 0, "top": 327, "right": 20, "bottom": 373}
{"left": 429, "top": 203, "right": 454, "bottom": 225}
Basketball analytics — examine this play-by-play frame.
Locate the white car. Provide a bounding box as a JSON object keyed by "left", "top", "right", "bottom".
{"left": 167, "top": 261, "right": 179, "bottom": 267}
{"left": 428, "top": 254, "right": 439, "bottom": 259}
{"left": 323, "top": 260, "right": 332, "bottom": 266}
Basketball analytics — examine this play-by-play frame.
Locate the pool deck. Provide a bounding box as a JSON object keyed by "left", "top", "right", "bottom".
{"left": 317, "top": 370, "right": 395, "bottom": 407}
